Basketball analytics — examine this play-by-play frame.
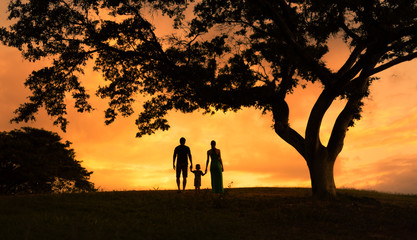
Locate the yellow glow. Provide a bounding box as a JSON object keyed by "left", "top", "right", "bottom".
{"left": 1, "top": 5, "right": 417, "bottom": 194}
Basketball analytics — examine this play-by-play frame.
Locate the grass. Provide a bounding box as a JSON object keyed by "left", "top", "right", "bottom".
{"left": 0, "top": 188, "right": 416, "bottom": 240}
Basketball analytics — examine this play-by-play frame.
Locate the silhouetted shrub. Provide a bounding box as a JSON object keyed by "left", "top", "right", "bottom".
{"left": 0, "top": 127, "right": 95, "bottom": 194}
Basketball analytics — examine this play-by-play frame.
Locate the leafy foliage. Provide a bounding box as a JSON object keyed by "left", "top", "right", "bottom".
{"left": 1, "top": 0, "right": 416, "bottom": 136}
{"left": 0, "top": 127, "right": 95, "bottom": 194}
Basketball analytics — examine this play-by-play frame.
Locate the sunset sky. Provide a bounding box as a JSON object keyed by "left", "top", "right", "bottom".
{"left": 1, "top": 3, "right": 416, "bottom": 194}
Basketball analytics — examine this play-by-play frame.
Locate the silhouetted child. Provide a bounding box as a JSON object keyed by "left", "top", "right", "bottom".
{"left": 191, "top": 164, "right": 205, "bottom": 192}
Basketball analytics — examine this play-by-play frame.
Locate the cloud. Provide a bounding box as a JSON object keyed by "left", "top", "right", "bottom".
{"left": 336, "top": 155, "right": 417, "bottom": 194}
{"left": 345, "top": 108, "right": 417, "bottom": 150}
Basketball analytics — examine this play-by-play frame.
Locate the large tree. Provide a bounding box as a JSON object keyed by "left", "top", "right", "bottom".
{"left": 1, "top": 0, "right": 416, "bottom": 198}
{"left": 0, "top": 127, "right": 95, "bottom": 194}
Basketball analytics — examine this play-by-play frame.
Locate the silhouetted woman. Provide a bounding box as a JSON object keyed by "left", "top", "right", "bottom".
{"left": 205, "top": 140, "right": 224, "bottom": 194}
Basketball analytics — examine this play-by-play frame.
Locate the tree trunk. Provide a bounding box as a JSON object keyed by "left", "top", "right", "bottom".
{"left": 272, "top": 97, "right": 338, "bottom": 200}
{"left": 307, "top": 148, "right": 337, "bottom": 199}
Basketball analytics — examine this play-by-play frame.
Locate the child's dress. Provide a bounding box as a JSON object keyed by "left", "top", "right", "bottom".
{"left": 192, "top": 170, "right": 204, "bottom": 188}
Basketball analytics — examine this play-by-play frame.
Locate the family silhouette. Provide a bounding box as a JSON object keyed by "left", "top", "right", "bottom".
{"left": 173, "top": 138, "right": 224, "bottom": 193}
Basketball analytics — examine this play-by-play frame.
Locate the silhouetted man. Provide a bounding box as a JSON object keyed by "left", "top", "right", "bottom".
{"left": 173, "top": 137, "right": 193, "bottom": 192}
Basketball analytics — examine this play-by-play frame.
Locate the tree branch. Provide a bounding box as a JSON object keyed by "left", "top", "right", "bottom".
{"left": 257, "top": 0, "right": 334, "bottom": 85}
{"left": 370, "top": 51, "right": 417, "bottom": 76}
{"left": 326, "top": 97, "right": 356, "bottom": 159}
{"left": 327, "top": 52, "right": 382, "bottom": 158}
{"left": 339, "top": 19, "right": 360, "bottom": 42}
{"left": 337, "top": 41, "right": 382, "bottom": 87}
{"left": 272, "top": 99, "right": 306, "bottom": 159}
{"left": 336, "top": 43, "right": 366, "bottom": 77}
{"left": 305, "top": 89, "right": 334, "bottom": 159}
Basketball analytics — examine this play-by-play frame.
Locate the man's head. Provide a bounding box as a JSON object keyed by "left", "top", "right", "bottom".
{"left": 180, "top": 137, "right": 186, "bottom": 145}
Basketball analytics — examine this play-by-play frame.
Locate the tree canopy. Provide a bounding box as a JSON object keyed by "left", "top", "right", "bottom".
{"left": 1, "top": 0, "right": 416, "bottom": 198}
{"left": 0, "top": 127, "right": 95, "bottom": 194}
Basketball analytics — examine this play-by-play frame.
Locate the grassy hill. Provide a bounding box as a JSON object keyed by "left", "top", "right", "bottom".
{"left": 0, "top": 188, "right": 416, "bottom": 240}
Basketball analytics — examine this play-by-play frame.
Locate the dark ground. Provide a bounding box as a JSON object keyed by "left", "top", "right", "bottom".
{"left": 0, "top": 188, "right": 416, "bottom": 240}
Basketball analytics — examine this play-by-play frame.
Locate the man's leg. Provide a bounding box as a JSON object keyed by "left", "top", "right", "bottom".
{"left": 182, "top": 165, "right": 188, "bottom": 190}
{"left": 176, "top": 177, "right": 181, "bottom": 191}
{"left": 176, "top": 165, "right": 181, "bottom": 192}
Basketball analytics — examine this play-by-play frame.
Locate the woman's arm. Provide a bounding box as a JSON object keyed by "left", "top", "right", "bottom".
{"left": 218, "top": 149, "right": 224, "bottom": 172}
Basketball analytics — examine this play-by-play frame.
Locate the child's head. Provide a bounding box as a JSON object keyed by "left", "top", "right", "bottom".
{"left": 196, "top": 164, "right": 201, "bottom": 170}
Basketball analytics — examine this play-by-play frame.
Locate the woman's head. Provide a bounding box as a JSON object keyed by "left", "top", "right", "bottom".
{"left": 211, "top": 140, "right": 216, "bottom": 148}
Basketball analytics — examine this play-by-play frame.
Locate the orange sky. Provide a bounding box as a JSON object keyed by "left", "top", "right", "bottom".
{"left": 1, "top": 3, "right": 416, "bottom": 194}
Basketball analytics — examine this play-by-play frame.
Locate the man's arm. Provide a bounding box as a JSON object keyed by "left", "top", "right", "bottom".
{"left": 173, "top": 147, "right": 177, "bottom": 170}
{"left": 188, "top": 147, "right": 193, "bottom": 170}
